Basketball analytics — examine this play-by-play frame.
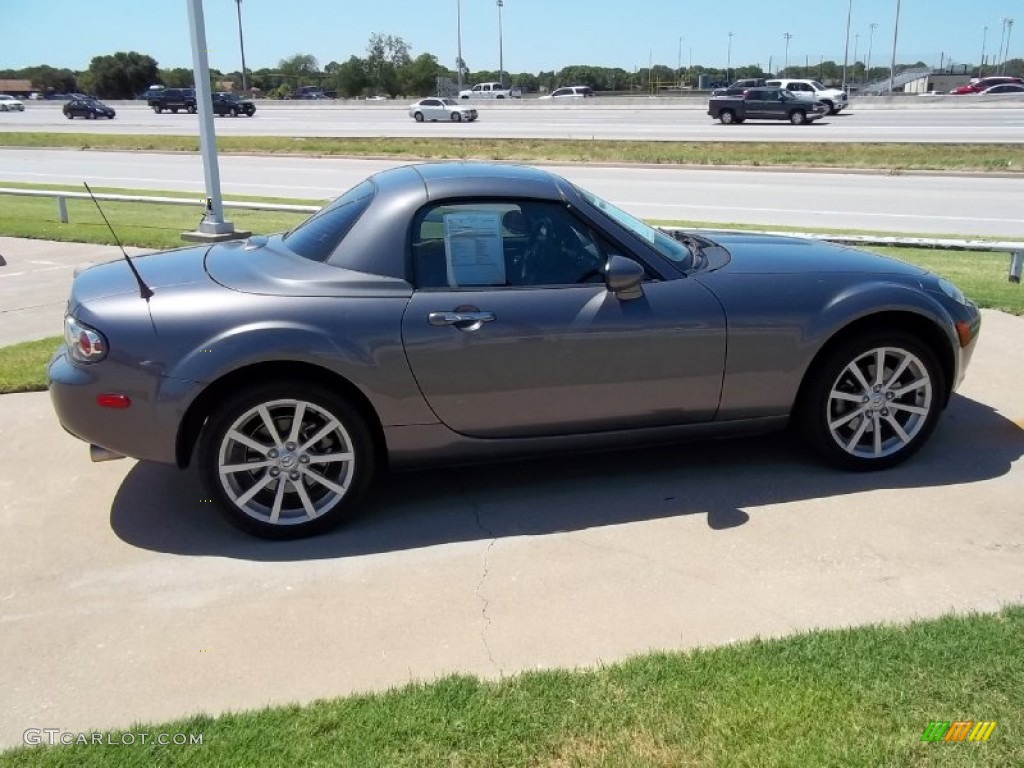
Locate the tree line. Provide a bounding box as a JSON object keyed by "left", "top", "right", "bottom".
{"left": 3, "top": 34, "right": 1022, "bottom": 99}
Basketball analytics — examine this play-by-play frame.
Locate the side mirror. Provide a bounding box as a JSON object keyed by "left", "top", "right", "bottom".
{"left": 605, "top": 255, "right": 645, "bottom": 300}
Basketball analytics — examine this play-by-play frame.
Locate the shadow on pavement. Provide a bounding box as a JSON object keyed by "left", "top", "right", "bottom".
{"left": 110, "top": 394, "right": 1023, "bottom": 561}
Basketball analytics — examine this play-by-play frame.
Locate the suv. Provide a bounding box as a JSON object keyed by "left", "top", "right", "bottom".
{"left": 212, "top": 92, "right": 256, "bottom": 117}
{"left": 540, "top": 85, "right": 595, "bottom": 99}
{"left": 147, "top": 87, "right": 197, "bottom": 114}
{"left": 765, "top": 79, "right": 848, "bottom": 114}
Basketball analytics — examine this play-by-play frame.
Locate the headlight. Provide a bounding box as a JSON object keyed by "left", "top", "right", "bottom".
{"left": 64, "top": 316, "right": 108, "bottom": 362}
{"left": 937, "top": 278, "right": 967, "bottom": 305}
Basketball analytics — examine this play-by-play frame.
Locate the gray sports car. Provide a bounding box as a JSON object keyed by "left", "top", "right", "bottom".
{"left": 49, "top": 162, "right": 981, "bottom": 538}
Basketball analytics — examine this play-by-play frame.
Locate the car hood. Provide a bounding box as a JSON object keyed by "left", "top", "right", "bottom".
{"left": 700, "top": 232, "right": 928, "bottom": 276}
{"left": 204, "top": 235, "right": 411, "bottom": 298}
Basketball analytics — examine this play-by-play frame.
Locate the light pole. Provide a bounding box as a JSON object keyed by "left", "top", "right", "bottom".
{"left": 853, "top": 33, "right": 860, "bottom": 84}
{"left": 678, "top": 36, "right": 683, "bottom": 85}
{"left": 455, "top": 0, "right": 464, "bottom": 90}
{"left": 980, "top": 25, "right": 988, "bottom": 76}
{"left": 841, "top": 0, "right": 852, "bottom": 91}
{"left": 496, "top": 0, "right": 504, "bottom": 86}
{"left": 727, "top": 31, "right": 734, "bottom": 81}
{"left": 1003, "top": 19, "right": 1015, "bottom": 75}
{"left": 783, "top": 32, "right": 792, "bottom": 75}
{"left": 888, "top": 0, "right": 902, "bottom": 93}
{"left": 866, "top": 22, "right": 877, "bottom": 83}
{"left": 234, "top": 0, "right": 247, "bottom": 92}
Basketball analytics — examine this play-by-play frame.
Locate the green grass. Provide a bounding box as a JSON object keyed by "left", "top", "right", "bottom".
{"left": 0, "top": 337, "right": 61, "bottom": 393}
{"left": 3, "top": 607, "right": 1021, "bottom": 767}
{"left": 2, "top": 132, "right": 1023, "bottom": 171}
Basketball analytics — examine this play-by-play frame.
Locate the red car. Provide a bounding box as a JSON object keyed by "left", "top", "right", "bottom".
{"left": 951, "top": 76, "right": 1024, "bottom": 94}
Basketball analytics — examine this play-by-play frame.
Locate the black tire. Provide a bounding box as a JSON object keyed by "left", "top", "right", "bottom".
{"left": 719, "top": 110, "right": 736, "bottom": 125}
{"left": 821, "top": 100, "right": 835, "bottom": 114}
{"left": 154, "top": 106, "right": 163, "bottom": 114}
{"left": 413, "top": 111, "right": 424, "bottom": 122}
{"left": 187, "top": 104, "right": 196, "bottom": 114}
{"left": 789, "top": 109, "right": 807, "bottom": 125}
{"left": 86, "top": 111, "right": 95, "bottom": 120}
{"left": 171, "top": 107, "right": 179, "bottom": 114}
{"left": 65, "top": 113, "right": 73, "bottom": 119}
{"left": 230, "top": 107, "right": 239, "bottom": 117}
{"left": 198, "top": 381, "right": 377, "bottom": 539}
{"left": 451, "top": 111, "right": 462, "bottom": 122}
{"left": 796, "top": 331, "right": 945, "bottom": 471}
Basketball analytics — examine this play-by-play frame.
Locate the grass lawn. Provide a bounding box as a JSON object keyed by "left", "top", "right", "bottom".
{"left": 0, "top": 337, "right": 61, "bottom": 394}
{"left": 2, "top": 606, "right": 1021, "bottom": 766}
{"left": 1, "top": 132, "right": 1023, "bottom": 172}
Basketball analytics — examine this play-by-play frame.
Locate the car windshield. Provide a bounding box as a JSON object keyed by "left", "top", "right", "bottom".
{"left": 810, "top": 81, "right": 826, "bottom": 90}
{"left": 575, "top": 186, "right": 690, "bottom": 263}
{"left": 283, "top": 181, "right": 375, "bottom": 262}
{"left": 441, "top": 98, "right": 457, "bottom": 105}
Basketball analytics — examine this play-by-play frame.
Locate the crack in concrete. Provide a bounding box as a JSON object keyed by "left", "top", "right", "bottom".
{"left": 465, "top": 491, "right": 499, "bottom": 671}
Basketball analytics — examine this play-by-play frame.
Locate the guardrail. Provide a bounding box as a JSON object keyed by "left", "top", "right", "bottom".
{"left": 1, "top": 187, "right": 1021, "bottom": 283}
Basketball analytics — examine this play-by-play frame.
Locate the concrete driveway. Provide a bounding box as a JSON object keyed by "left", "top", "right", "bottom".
{"left": 1, "top": 311, "right": 1022, "bottom": 749}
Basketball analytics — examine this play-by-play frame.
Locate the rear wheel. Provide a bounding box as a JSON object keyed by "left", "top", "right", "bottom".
{"left": 86, "top": 111, "right": 95, "bottom": 120}
{"left": 187, "top": 104, "right": 196, "bottom": 114}
{"left": 198, "top": 382, "right": 377, "bottom": 539}
{"left": 719, "top": 110, "right": 736, "bottom": 124}
{"left": 789, "top": 109, "right": 807, "bottom": 125}
{"left": 413, "top": 111, "right": 424, "bottom": 122}
{"left": 797, "top": 332, "right": 944, "bottom": 471}
{"left": 230, "top": 107, "right": 239, "bottom": 117}
{"left": 171, "top": 107, "right": 179, "bottom": 114}
{"left": 154, "top": 106, "right": 163, "bottom": 114}
{"left": 451, "top": 111, "right": 462, "bottom": 122}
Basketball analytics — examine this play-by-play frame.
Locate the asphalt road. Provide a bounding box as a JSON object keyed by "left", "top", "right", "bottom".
{"left": 2, "top": 98, "right": 1023, "bottom": 142}
{"left": 4, "top": 148, "right": 1023, "bottom": 238}
{"left": 1, "top": 308, "right": 1021, "bottom": 748}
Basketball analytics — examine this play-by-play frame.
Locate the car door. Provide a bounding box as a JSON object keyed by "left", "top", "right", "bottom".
{"left": 401, "top": 199, "right": 727, "bottom": 439}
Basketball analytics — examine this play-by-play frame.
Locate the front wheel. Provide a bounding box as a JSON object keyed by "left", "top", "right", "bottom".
{"left": 789, "top": 110, "right": 807, "bottom": 125}
{"left": 451, "top": 111, "right": 462, "bottom": 122}
{"left": 153, "top": 106, "right": 162, "bottom": 113}
{"left": 65, "top": 113, "right": 73, "bottom": 119}
{"left": 230, "top": 107, "right": 239, "bottom": 117}
{"left": 796, "top": 332, "right": 945, "bottom": 471}
{"left": 719, "top": 110, "right": 736, "bottom": 125}
{"left": 86, "top": 111, "right": 95, "bottom": 120}
{"left": 413, "top": 111, "right": 424, "bottom": 122}
{"left": 187, "top": 104, "right": 196, "bottom": 114}
{"left": 198, "top": 382, "right": 377, "bottom": 539}
{"left": 821, "top": 100, "right": 835, "bottom": 114}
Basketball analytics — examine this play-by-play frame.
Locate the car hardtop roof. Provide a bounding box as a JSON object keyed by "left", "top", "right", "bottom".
{"left": 402, "top": 161, "right": 566, "bottom": 199}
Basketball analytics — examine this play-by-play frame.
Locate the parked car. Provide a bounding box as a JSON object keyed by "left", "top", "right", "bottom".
{"left": 765, "top": 78, "right": 848, "bottom": 114}
{"left": 539, "top": 85, "right": 595, "bottom": 99}
{"left": 951, "top": 76, "right": 1023, "bottom": 94}
{"left": 212, "top": 92, "right": 256, "bottom": 117}
{"left": 708, "top": 87, "right": 828, "bottom": 124}
{"left": 978, "top": 83, "right": 1024, "bottom": 95}
{"left": 0, "top": 94, "right": 25, "bottom": 112}
{"left": 62, "top": 98, "right": 116, "bottom": 119}
{"left": 48, "top": 162, "right": 980, "bottom": 539}
{"left": 711, "top": 78, "right": 767, "bottom": 96}
{"left": 147, "top": 87, "right": 197, "bottom": 113}
{"left": 408, "top": 97, "right": 477, "bottom": 122}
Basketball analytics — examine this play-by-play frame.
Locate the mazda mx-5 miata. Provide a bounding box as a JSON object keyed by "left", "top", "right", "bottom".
{"left": 49, "top": 162, "right": 981, "bottom": 538}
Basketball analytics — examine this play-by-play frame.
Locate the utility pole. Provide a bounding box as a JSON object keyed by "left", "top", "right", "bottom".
{"left": 727, "top": 31, "right": 734, "bottom": 82}
{"left": 456, "top": 0, "right": 464, "bottom": 90}
{"left": 783, "top": 32, "right": 793, "bottom": 75}
{"left": 980, "top": 25, "right": 988, "bottom": 77}
{"left": 888, "top": 0, "right": 902, "bottom": 93}
{"left": 496, "top": 0, "right": 504, "bottom": 86}
{"left": 853, "top": 33, "right": 860, "bottom": 84}
{"left": 1004, "top": 19, "right": 1015, "bottom": 75}
{"left": 841, "top": 0, "right": 852, "bottom": 90}
{"left": 234, "top": 0, "right": 247, "bottom": 92}
{"left": 866, "top": 22, "right": 877, "bottom": 83}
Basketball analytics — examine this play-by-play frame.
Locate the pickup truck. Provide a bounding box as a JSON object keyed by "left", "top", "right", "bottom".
{"left": 707, "top": 87, "right": 827, "bottom": 125}
{"left": 458, "top": 82, "right": 522, "bottom": 99}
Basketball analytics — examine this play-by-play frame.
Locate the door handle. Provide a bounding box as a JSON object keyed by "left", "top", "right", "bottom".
{"left": 428, "top": 311, "right": 496, "bottom": 329}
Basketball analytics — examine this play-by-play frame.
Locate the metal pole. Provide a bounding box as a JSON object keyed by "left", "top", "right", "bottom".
{"left": 867, "top": 22, "right": 877, "bottom": 83}
{"left": 234, "top": 0, "right": 247, "bottom": 92}
{"left": 842, "top": 0, "right": 852, "bottom": 90}
{"left": 1005, "top": 19, "right": 1015, "bottom": 75}
{"left": 496, "top": 0, "right": 504, "bottom": 86}
{"left": 727, "top": 32, "right": 734, "bottom": 82}
{"left": 783, "top": 32, "right": 792, "bottom": 75}
{"left": 853, "top": 33, "right": 859, "bottom": 84}
{"left": 186, "top": 0, "right": 233, "bottom": 235}
{"left": 888, "top": 0, "right": 902, "bottom": 93}
{"left": 456, "top": 0, "right": 464, "bottom": 90}
{"left": 997, "top": 19, "right": 1008, "bottom": 75}
{"left": 980, "top": 25, "right": 987, "bottom": 77}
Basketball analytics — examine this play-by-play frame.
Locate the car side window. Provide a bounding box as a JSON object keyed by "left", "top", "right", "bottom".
{"left": 411, "top": 201, "right": 611, "bottom": 290}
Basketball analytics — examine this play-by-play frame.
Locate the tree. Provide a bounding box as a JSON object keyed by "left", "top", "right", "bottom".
{"left": 401, "top": 53, "right": 442, "bottom": 96}
{"left": 329, "top": 56, "right": 369, "bottom": 98}
{"left": 278, "top": 53, "right": 320, "bottom": 79}
{"left": 366, "top": 33, "right": 412, "bottom": 95}
{"left": 160, "top": 67, "right": 194, "bottom": 88}
{"left": 87, "top": 51, "right": 159, "bottom": 98}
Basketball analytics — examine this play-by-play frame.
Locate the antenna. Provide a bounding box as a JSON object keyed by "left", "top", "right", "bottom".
{"left": 83, "top": 182, "right": 153, "bottom": 300}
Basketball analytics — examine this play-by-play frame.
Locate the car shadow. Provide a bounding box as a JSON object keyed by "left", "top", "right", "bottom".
{"left": 110, "top": 394, "right": 1024, "bottom": 561}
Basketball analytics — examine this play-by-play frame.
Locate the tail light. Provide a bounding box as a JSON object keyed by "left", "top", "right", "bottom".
{"left": 64, "top": 316, "right": 108, "bottom": 362}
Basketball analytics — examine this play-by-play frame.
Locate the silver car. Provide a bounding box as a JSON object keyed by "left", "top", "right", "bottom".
{"left": 49, "top": 162, "right": 981, "bottom": 539}
{"left": 408, "top": 98, "right": 478, "bottom": 123}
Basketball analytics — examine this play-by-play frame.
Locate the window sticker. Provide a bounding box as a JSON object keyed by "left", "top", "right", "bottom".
{"left": 443, "top": 212, "right": 506, "bottom": 286}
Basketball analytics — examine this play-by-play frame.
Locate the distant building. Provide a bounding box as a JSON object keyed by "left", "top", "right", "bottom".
{"left": 0, "top": 79, "right": 34, "bottom": 97}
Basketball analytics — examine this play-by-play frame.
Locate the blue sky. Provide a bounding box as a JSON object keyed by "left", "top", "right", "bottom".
{"left": 3, "top": 1, "right": 1018, "bottom": 74}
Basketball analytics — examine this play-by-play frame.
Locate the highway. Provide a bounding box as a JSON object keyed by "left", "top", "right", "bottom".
{"left": 3, "top": 148, "right": 1022, "bottom": 237}
{"left": 1, "top": 98, "right": 1023, "bottom": 142}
